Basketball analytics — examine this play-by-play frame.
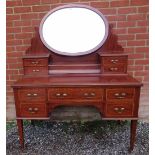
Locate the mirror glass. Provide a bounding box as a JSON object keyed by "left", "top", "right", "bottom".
{"left": 40, "top": 5, "right": 108, "bottom": 56}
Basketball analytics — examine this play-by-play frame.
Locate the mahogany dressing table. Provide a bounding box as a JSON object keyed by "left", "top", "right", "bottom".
{"left": 12, "top": 4, "right": 142, "bottom": 152}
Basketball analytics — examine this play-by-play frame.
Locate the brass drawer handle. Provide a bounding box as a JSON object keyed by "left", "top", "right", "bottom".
{"left": 55, "top": 93, "right": 68, "bottom": 97}
{"left": 114, "top": 92, "right": 127, "bottom": 99}
{"left": 28, "top": 107, "right": 38, "bottom": 114}
{"left": 111, "top": 59, "right": 118, "bottom": 64}
{"left": 27, "top": 93, "right": 38, "bottom": 97}
{"left": 110, "top": 67, "right": 118, "bottom": 71}
{"left": 114, "top": 107, "right": 125, "bottom": 113}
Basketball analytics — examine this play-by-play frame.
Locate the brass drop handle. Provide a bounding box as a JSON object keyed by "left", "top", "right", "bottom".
{"left": 114, "top": 107, "right": 125, "bottom": 113}
{"left": 111, "top": 59, "right": 118, "bottom": 64}
{"left": 110, "top": 67, "right": 118, "bottom": 71}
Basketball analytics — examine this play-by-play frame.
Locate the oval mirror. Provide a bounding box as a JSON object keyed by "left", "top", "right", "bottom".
{"left": 39, "top": 4, "right": 109, "bottom": 56}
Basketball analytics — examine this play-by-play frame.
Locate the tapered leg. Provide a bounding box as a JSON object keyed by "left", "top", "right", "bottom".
{"left": 17, "top": 119, "right": 24, "bottom": 149}
{"left": 129, "top": 120, "right": 137, "bottom": 152}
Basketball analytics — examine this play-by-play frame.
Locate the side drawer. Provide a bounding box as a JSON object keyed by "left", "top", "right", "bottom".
{"left": 18, "top": 88, "right": 46, "bottom": 102}
{"left": 103, "top": 56, "right": 127, "bottom": 65}
{"left": 103, "top": 64, "right": 127, "bottom": 73}
{"left": 20, "top": 103, "right": 47, "bottom": 117}
{"left": 24, "top": 67, "right": 48, "bottom": 75}
{"left": 106, "top": 88, "right": 135, "bottom": 101}
{"left": 23, "top": 58, "right": 48, "bottom": 67}
{"left": 106, "top": 104, "right": 134, "bottom": 117}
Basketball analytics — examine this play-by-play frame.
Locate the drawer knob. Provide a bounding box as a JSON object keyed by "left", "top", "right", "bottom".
{"left": 84, "top": 93, "right": 88, "bottom": 96}
{"left": 28, "top": 107, "right": 33, "bottom": 111}
{"left": 56, "top": 93, "right": 61, "bottom": 97}
{"left": 90, "top": 93, "right": 95, "bottom": 96}
{"left": 27, "top": 93, "right": 32, "bottom": 96}
{"left": 34, "top": 108, "right": 38, "bottom": 111}
{"left": 33, "top": 93, "right": 38, "bottom": 96}
{"left": 62, "top": 93, "right": 68, "bottom": 97}
{"left": 110, "top": 67, "right": 118, "bottom": 71}
{"left": 114, "top": 93, "right": 119, "bottom": 97}
{"left": 121, "top": 92, "right": 127, "bottom": 96}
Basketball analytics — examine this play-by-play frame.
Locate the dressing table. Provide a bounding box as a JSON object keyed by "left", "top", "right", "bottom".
{"left": 12, "top": 4, "right": 142, "bottom": 152}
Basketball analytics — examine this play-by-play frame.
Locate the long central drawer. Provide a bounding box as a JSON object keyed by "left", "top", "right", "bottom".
{"left": 48, "top": 87, "right": 103, "bottom": 101}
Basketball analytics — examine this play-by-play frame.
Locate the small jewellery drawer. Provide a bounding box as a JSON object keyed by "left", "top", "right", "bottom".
{"left": 20, "top": 104, "right": 47, "bottom": 117}
{"left": 24, "top": 67, "right": 48, "bottom": 75}
{"left": 103, "top": 56, "right": 127, "bottom": 65}
{"left": 18, "top": 88, "right": 46, "bottom": 102}
{"left": 48, "top": 88, "right": 103, "bottom": 101}
{"left": 103, "top": 65, "right": 126, "bottom": 73}
{"left": 106, "top": 88, "right": 135, "bottom": 101}
{"left": 23, "top": 58, "right": 48, "bottom": 67}
{"left": 106, "top": 104, "right": 133, "bottom": 117}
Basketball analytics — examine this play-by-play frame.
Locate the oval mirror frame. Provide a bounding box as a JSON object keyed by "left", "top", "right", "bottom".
{"left": 39, "top": 4, "right": 109, "bottom": 56}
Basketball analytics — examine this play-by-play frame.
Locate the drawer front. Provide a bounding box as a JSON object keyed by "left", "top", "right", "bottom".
{"left": 18, "top": 88, "right": 46, "bottom": 102}
{"left": 78, "top": 88, "right": 103, "bottom": 100}
{"left": 106, "top": 104, "right": 133, "bottom": 117}
{"left": 24, "top": 67, "right": 48, "bottom": 75}
{"left": 48, "top": 88, "right": 103, "bottom": 101}
{"left": 106, "top": 88, "right": 135, "bottom": 101}
{"left": 20, "top": 104, "right": 47, "bottom": 117}
{"left": 103, "top": 56, "right": 127, "bottom": 65}
{"left": 103, "top": 65, "right": 127, "bottom": 73}
{"left": 23, "top": 58, "right": 48, "bottom": 67}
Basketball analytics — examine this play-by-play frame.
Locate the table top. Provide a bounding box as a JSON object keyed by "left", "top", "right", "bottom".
{"left": 12, "top": 74, "right": 142, "bottom": 88}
